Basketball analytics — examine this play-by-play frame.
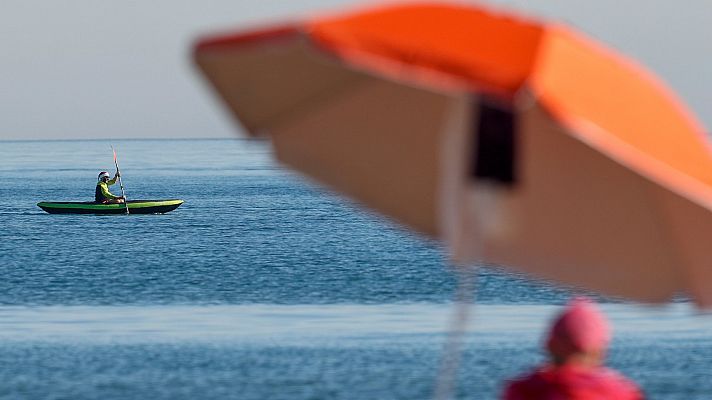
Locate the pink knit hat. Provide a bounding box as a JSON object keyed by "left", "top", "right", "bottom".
{"left": 546, "top": 297, "right": 611, "bottom": 357}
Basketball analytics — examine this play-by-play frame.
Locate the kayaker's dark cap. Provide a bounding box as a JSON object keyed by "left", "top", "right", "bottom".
{"left": 98, "top": 171, "right": 110, "bottom": 181}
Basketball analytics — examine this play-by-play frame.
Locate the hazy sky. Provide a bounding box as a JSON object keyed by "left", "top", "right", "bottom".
{"left": 1, "top": 0, "right": 711, "bottom": 140}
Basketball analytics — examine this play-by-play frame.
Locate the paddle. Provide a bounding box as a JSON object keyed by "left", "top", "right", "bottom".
{"left": 111, "top": 146, "right": 130, "bottom": 215}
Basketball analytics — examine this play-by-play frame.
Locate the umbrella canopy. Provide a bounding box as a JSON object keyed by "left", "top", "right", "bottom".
{"left": 194, "top": 2, "right": 712, "bottom": 306}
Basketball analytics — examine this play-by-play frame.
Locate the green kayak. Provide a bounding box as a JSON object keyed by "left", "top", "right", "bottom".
{"left": 37, "top": 199, "right": 184, "bottom": 215}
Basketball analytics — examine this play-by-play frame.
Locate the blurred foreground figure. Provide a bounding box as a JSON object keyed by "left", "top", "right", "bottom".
{"left": 503, "top": 299, "right": 643, "bottom": 399}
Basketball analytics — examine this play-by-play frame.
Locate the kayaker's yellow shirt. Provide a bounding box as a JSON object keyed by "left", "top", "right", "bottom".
{"left": 95, "top": 177, "right": 118, "bottom": 201}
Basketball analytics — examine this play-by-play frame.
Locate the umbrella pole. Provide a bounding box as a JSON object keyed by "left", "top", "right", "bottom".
{"left": 433, "top": 264, "right": 478, "bottom": 400}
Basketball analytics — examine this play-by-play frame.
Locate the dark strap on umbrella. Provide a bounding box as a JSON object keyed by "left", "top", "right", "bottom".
{"left": 472, "top": 99, "right": 517, "bottom": 186}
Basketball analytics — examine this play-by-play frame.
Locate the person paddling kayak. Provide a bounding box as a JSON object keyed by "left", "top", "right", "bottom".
{"left": 95, "top": 171, "right": 125, "bottom": 204}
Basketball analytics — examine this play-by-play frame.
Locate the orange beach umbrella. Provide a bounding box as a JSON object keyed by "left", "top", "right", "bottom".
{"left": 194, "top": 3, "right": 712, "bottom": 307}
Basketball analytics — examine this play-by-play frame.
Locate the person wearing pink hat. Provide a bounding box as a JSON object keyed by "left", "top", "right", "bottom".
{"left": 502, "top": 298, "right": 644, "bottom": 399}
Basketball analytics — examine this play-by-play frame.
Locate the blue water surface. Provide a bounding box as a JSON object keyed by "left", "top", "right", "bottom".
{"left": 0, "top": 139, "right": 710, "bottom": 400}
{"left": 0, "top": 138, "right": 572, "bottom": 306}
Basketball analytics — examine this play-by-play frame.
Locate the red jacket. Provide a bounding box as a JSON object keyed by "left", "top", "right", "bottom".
{"left": 503, "top": 364, "right": 644, "bottom": 400}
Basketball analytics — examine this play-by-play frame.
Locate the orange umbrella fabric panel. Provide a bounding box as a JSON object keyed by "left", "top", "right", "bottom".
{"left": 308, "top": 3, "right": 543, "bottom": 97}
{"left": 306, "top": 3, "right": 711, "bottom": 188}
{"left": 531, "top": 27, "right": 712, "bottom": 192}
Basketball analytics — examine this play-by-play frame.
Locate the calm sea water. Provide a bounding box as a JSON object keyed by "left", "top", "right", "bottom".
{"left": 0, "top": 139, "right": 710, "bottom": 399}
